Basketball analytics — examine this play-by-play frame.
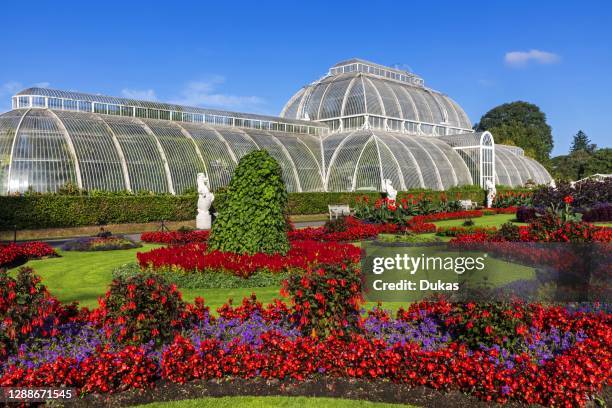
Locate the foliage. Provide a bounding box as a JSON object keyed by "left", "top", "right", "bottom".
{"left": 208, "top": 150, "right": 290, "bottom": 255}
{"left": 570, "top": 130, "right": 597, "bottom": 154}
{"left": 532, "top": 178, "right": 612, "bottom": 209}
{"left": 377, "top": 232, "right": 441, "bottom": 243}
{"left": 282, "top": 263, "right": 363, "bottom": 337}
{"left": 445, "top": 301, "right": 530, "bottom": 351}
{"left": 582, "top": 202, "right": 612, "bottom": 222}
{"left": 141, "top": 230, "right": 209, "bottom": 244}
{"left": 1, "top": 187, "right": 533, "bottom": 231}
{"left": 492, "top": 191, "right": 532, "bottom": 208}
{"left": 0, "top": 194, "right": 196, "bottom": 230}
{"left": 114, "top": 263, "right": 288, "bottom": 289}
{"left": 0, "top": 241, "right": 57, "bottom": 268}
{"left": 353, "top": 194, "right": 464, "bottom": 224}
{"left": 436, "top": 226, "right": 497, "bottom": 237}
{"left": 2, "top": 293, "right": 609, "bottom": 407}
{"left": 474, "top": 101, "right": 553, "bottom": 163}
{"left": 288, "top": 217, "right": 398, "bottom": 242}
{"left": 323, "top": 217, "right": 350, "bottom": 233}
{"left": 90, "top": 272, "right": 188, "bottom": 346}
{"left": 0, "top": 268, "right": 75, "bottom": 357}
{"left": 516, "top": 206, "right": 539, "bottom": 223}
{"left": 497, "top": 222, "right": 522, "bottom": 241}
{"left": 551, "top": 148, "right": 612, "bottom": 180}
{"left": 462, "top": 218, "right": 475, "bottom": 227}
{"left": 61, "top": 235, "right": 141, "bottom": 251}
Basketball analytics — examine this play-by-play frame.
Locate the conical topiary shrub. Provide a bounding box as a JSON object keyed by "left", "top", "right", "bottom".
{"left": 207, "top": 149, "right": 290, "bottom": 255}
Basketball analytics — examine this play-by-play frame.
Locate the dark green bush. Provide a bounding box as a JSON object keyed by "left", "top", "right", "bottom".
{"left": 284, "top": 262, "right": 363, "bottom": 337}
{"left": 207, "top": 150, "right": 290, "bottom": 255}
{"left": 97, "top": 272, "right": 186, "bottom": 346}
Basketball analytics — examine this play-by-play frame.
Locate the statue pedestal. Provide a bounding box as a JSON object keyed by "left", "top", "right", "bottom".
{"left": 196, "top": 194, "right": 214, "bottom": 230}
{"left": 196, "top": 210, "right": 212, "bottom": 230}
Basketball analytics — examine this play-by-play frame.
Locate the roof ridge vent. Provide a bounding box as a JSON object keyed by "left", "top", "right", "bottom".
{"left": 329, "top": 59, "right": 424, "bottom": 87}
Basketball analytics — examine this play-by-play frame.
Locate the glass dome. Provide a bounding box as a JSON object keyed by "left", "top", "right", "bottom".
{"left": 281, "top": 59, "right": 472, "bottom": 135}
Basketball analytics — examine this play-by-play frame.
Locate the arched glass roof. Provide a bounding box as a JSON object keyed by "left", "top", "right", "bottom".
{"left": 323, "top": 129, "right": 473, "bottom": 191}
{"left": 495, "top": 144, "right": 552, "bottom": 186}
{"left": 281, "top": 60, "right": 472, "bottom": 132}
{"left": 0, "top": 109, "right": 324, "bottom": 194}
{"left": 1, "top": 85, "right": 553, "bottom": 194}
{"left": 440, "top": 131, "right": 494, "bottom": 148}
{"left": 14, "top": 88, "right": 327, "bottom": 137}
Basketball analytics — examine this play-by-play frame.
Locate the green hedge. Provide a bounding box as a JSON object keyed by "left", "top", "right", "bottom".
{"left": 0, "top": 186, "right": 532, "bottom": 231}
{"left": 0, "top": 195, "right": 197, "bottom": 230}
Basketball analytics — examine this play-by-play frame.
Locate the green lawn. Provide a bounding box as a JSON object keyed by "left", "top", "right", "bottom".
{"left": 11, "top": 244, "right": 162, "bottom": 308}
{"left": 138, "top": 396, "right": 413, "bottom": 408}
{"left": 12, "top": 245, "right": 281, "bottom": 311}
{"left": 431, "top": 213, "right": 523, "bottom": 228}
{"left": 12, "top": 213, "right": 541, "bottom": 312}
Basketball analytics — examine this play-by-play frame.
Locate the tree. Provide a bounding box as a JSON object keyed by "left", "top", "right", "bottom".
{"left": 207, "top": 149, "right": 290, "bottom": 255}
{"left": 570, "top": 130, "right": 596, "bottom": 153}
{"left": 475, "top": 101, "right": 553, "bottom": 163}
{"left": 551, "top": 148, "right": 612, "bottom": 180}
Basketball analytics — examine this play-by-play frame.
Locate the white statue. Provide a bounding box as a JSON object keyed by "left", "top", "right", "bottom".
{"left": 383, "top": 179, "right": 397, "bottom": 202}
{"left": 485, "top": 179, "right": 496, "bottom": 208}
{"left": 196, "top": 173, "right": 214, "bottom": 230}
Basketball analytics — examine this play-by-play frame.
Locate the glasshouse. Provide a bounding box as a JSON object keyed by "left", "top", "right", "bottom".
{"left": 0, "top": 59, "right": 551, "bottom": 194}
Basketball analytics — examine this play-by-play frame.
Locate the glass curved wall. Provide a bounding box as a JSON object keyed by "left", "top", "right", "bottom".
{"left": 0, "top": 109, "right": 551, "bottom": 194}
{"left": 495, "top": 145, "right": 551, "bottom": 186}
{"left": 0, "top": 109, "right": 326, "bottom": 194}
{"left": 323, "top": 129, "right": 473, "bottom": 191}
{"left": 440, "top": 131, "right": 495, "bottom": 188}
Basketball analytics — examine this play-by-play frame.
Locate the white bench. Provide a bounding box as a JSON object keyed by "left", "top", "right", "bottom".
{"left": 328, "top": 204, "right": 351, "bottom": 220}
{"left": 459, "top": 200, "right": 476, "bottom": 210}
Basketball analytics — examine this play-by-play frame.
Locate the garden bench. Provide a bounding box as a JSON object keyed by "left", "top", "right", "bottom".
{"left": 459, "top": 200, "right": 476, "bottom": 210}
{"left": 328, "top": 204, "right": 351, "bottom": 220}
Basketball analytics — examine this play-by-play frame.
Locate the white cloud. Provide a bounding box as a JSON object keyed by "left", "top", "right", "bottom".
{"left": 504, "top": 49, "right": 560, "bottom": 67}
{"left": 32, "top": 82, "right": 51, "bottom": 88}
{"left": 121, "top": 88, "right": 157, "bottom": 101}
{"left": 1, "top": 81, "right": 23, "bottom": 95}
{"left": 170, "top": 76, "right": 264, "bottom": 110}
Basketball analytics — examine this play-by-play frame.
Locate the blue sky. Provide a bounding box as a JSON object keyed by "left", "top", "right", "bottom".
{"left": 1, "top": 0, "right": 610, "bottom": 156}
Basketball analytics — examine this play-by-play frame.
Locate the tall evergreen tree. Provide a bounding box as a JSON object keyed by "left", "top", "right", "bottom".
{"left": 570, "top": 130, "right": 596, "bottom": 153}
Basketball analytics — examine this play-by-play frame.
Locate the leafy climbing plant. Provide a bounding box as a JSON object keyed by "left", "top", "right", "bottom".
{"left": 207, "top": 149, "right": 290, "bottom": 255}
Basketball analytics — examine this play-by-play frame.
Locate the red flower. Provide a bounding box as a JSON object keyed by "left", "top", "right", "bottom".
{"left": 563, "top": 195, "right": 574, "bottom": 204}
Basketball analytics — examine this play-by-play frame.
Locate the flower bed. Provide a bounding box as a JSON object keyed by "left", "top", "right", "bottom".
{"left": 0, "top": 241, "right": 57, "bottom": 269}
{"left": 287, "top": 216, "right": 398, "bottom": 242}
{"left": 137, "top": 240, "right": 361, "bottom": 278}
{"left": 62, "top": 235, "right": 141, "bottom": 251}
{"left": 493, "top": 191, "right": 532, "bottom": 208}
{"left": 489, "top": 206, "right": 519, "bottom": 215}
{"left": 353, "top": 194, "right": 466, "bottom": 224}
{"left": 402, "top": 211, "right": 485, "bottom": 234}
{"left": 1, "top": 288, "right": 609, "bottom": 407}
{"left": 141, "top": 230, "right": 210, "bottom": 244}
{"left": 409, "top": 210, "right": 483, "bottom": 223}
{"left": 436, "top": 226, "right": 498, "bottom": 237}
